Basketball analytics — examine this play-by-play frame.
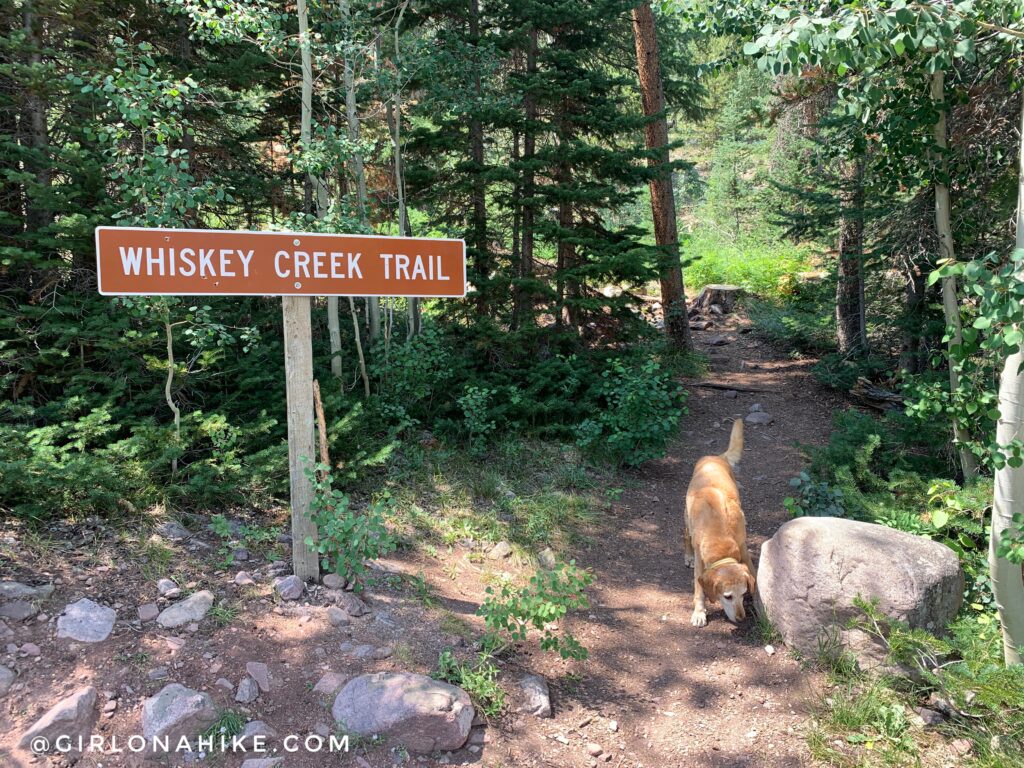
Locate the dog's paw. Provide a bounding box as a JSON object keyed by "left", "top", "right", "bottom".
{"left": 684, "top": 553, "right": 694, "bottom": 568}
{"left": 690, "top": 609, "right": 707, "bottom": 627}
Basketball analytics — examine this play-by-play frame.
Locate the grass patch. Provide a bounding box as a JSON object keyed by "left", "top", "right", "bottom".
{"left": 382, "top": 439, "right": 608, "bottom": 554}
{"left": 435, "top": 649, "right": 506, "bottom": 718}
{"left": 208, "top": 603, "right": 238, "bottom": 627}
{"left": 682, "top": 229, "right": 814, "bottom": 299}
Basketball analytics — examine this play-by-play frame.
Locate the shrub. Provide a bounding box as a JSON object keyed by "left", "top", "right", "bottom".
{"left": 478, "top": 561, "right": 593, "bottom": 660}
{"left": 458, "top": 385, "right": 498, "bottom": 456}
{"left": 305, "top": 465, "right": 397, "bottom": 585}
{"left": 434, "top": 649, "right": 505, "bottom": 718}
{"left": 576, "top": 358, "right": 687, "bottom": 467}
{"left": 783, "top": 471, "right": 846, "bottom": 518}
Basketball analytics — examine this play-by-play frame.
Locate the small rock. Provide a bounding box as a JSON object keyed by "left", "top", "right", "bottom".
{"left": 246, "top": 662, "right": 271, "bottom": 692}
{"left": 232, "top": 548, "right": 250, "bottom": 562}
{"left": 949, "top": 738, "right": 973, "bottom": 757}
{"left": 234, "top": 571, "right": 256, "bottom": 587}
{"left": 156, "top": 521, "right": 192, "bottom": 541}
{"left": 313, "top": 672, "right": 348, "bottom": 697}
{"left": 915, "top": 707, "right": 945, "bottom": 726}
{"left": 764, "top": 645, "right": 776, "bottom": 656}
{"left": 240, "top": 759, "right": 284, "bottom": 768}
{"left": 608, "top": 720, "right": 618, "bottom": 732}
{"left": 537, "top": 548, "right": 557, "bottom": 570}
{"left": 372, "top": 646, "right": 393, "bottom": 660}
{"left": 138, "top": 603, "right": 160, "bottom": 622}
{"left": 334, "top": 591, "right": 369, "bottom": 617}
{"left": 274, "top": 575, "right": 305, "bottom": 601}
{"left": 327, "top": 607, "right": 351, "bottom": 627}
{"left": 722, "top": 389, "right": 739, "bottom": 399}
{"left": 749, "top": 403, "right": 763, "bottom": 412}
{"left": 518, "top": 674, "right": 552, "bottom": 718}
{"left": 587, "top": 743, "right": 603, "bottom": 757}
{"left": 322, "top": 573, "right": 346, "bottom": 590}
{"left": 0, "top": 581, "right": 54, "bottom": 600}
{"left": 19, "top": 687, "right": 97, "bottom": 753}
{"left": 707, "top": 334, "right": 730, "bottom": 346}
{"left": 237, "top": 720, "right": 278, "bottom": 751}
{"left": 745, "top": 411, "right": 774, "bottom": 426}
{"left": 56, "top": 598, "right": 117, "bottom": 642}
{"left": 148, "top": 667, "right": 170, "bottom": 682}
{"left": 0, "top": 665, "right": 13, "bottom": 696}
{"left": 157, "top": 590, "right": 214, "bottom": 629}
{"left": 103, "top": 699, "right": 118, "bottom": 714}
{"left": 0, "top": 600, "right": 38, "bottom": 622}
{"left": 235, "top": 676, "right": 259, "bottom": 704}
{"left": 157, "top": 578, "right": 181, "bottom": 598}
{"left": 215, "top": 677, "right": 233, "bottom": 691}
{"left": 350, "top": 644, "right": 376, "bottom": 659}
{"left": 488, "top": 541, "right": 513, "bottom": 560}
{"left": 142, "top": 683, "right": 218, "bottom": 753}
{"left": 20, "top": 642, "right": 41, "bottom": 656}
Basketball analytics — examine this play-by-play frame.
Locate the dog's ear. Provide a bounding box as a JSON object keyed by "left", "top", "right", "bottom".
{"left": 699, "top": 570, "right": 719, "bottom": 602}
{"left": 744, "top": 566, "right": 756, "bottom": 596}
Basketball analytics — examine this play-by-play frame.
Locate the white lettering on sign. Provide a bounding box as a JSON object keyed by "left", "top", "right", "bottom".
{"left": 118, "top": 246, "right": 256, "bottom": 279}
{"left": 274, "top": 251, "right": 364, "bottom": 280}
{"left": 379, "top": 253, "right": 450, "bottom": 281}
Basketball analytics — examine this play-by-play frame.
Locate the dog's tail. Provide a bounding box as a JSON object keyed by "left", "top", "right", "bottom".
{"left": 721, "top": 419, "right": 744, "bottom": 467}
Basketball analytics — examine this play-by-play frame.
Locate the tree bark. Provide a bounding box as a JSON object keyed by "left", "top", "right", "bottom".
{"left": 835, "top": 157, "right": 868, "bottom": 354}
{"left": 631, "top": 2, "right": 692, "bottom": 350}
{"left": 931, "top": 70, "right": 979, "bottom": 481}
{"left": 512, "top": 29, "right": 538, "bottom": 329}
{"left": 469, "top": 0, "right": 489, "bottom": 316}
{"left": 22, "top": 4, "right": 52, "bottom": 234}
{"left": 990, "top": 94, "right": 1024, "bottom": 666}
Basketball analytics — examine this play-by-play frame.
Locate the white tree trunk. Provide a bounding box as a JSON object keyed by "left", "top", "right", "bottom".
{"left": 164, "top": 318, "right": 181, "bottom": 475}
{"left": 932, "top": 70, "right": 979, "bottom": 481}
{"left": 341, "top": 0, "right": 380, "bottom": 343}
{"left": 990, "top": 94, "right": 1024, "bottom": 666}
{"left": 297, "top": 0, "right": 341, "bottom": 381}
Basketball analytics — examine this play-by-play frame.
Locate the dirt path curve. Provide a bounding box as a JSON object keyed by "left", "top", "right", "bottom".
{"left": 516, "top": 314, "right": 846, "bottom": 768}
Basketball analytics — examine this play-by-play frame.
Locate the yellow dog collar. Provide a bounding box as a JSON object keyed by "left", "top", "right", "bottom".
{"left": 706, "top": 557, "right": 738, "bottom": 571}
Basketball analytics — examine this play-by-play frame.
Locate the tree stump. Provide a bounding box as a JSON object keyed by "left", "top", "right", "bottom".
{"left": 691, "top": 284, "right": 742, "bottom": 314}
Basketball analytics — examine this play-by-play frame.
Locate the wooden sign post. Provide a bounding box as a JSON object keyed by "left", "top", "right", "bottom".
{"left": 96, "top": 226, "right": 466, "bottom": 582}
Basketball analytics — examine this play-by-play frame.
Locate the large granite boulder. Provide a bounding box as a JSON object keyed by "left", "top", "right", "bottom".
{"left": 332, "top": 672, "right": 473, "bottom": 754}
{"left": 756, "top": 517, "right": 963, "bottom": 657}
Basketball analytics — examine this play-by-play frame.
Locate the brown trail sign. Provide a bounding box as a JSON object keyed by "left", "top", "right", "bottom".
{"left": 96, "top": 226, "right": 467, "bottom": 581}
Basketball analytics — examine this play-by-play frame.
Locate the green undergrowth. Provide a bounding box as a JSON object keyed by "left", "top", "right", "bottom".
{"left": 682, "top": 228, "right": 814, "bottom": 299}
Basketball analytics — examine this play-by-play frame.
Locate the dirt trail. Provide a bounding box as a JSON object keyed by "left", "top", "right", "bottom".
{"left": 501, "top": 314, "right": 845, "bottom": 768}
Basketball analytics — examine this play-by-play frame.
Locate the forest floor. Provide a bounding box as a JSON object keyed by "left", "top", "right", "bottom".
{"left": 0, "top": 309, "right": 847, "bottom": 768}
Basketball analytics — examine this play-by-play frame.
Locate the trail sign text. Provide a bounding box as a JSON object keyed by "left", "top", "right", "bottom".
{"left": 96, "top": 226, "right": 466, "bottom": 297}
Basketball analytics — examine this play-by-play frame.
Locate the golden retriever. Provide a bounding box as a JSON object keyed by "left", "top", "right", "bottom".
{"left": 684, "top": 419, "right": 756, "bottom": 626}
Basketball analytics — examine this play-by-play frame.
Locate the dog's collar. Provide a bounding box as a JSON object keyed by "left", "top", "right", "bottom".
{"left": 706, "top": 557, "right": 739, "bottom": 571}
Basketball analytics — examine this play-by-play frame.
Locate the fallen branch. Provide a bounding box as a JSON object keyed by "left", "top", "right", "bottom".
{"left": 687, "top": 382, "right": 769, "bottom": 393}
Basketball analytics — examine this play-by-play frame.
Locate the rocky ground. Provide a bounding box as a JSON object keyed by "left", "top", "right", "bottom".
{"left": 0, "top": 311, "right": 842, "bottom": 768}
